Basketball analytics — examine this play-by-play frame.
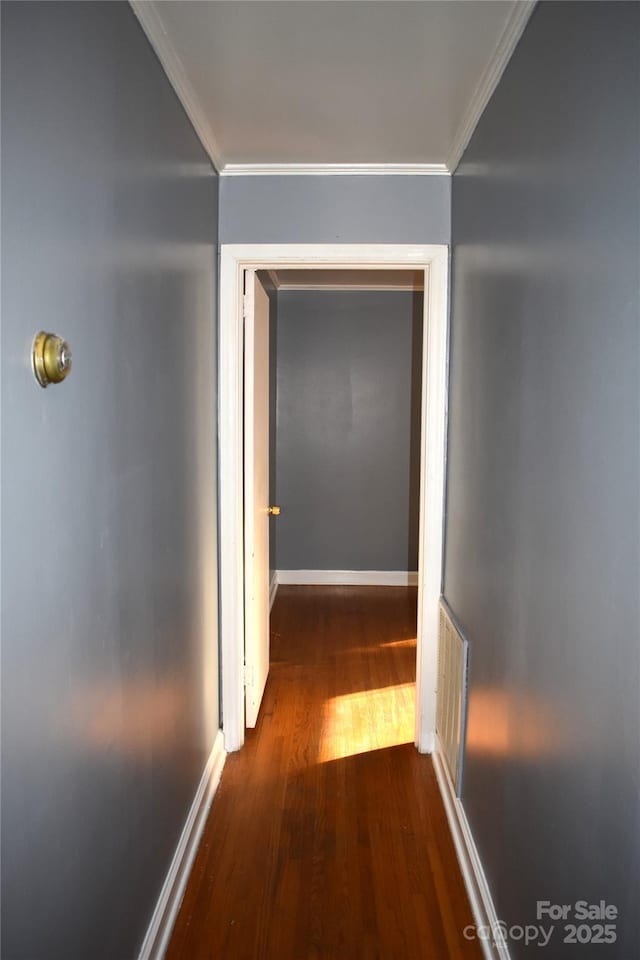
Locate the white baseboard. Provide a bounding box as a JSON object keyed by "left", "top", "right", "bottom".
{"left": 432, "top": 736, "right": 509, "bottom": 960}
{"left": 276, "top": 569, "right": 419, "bottom": 587}
{"left": 138, "top": 730, "right": 226, "bottom": 960}
{"left": 269, "top": 571, "right": 278, "bottom": 611}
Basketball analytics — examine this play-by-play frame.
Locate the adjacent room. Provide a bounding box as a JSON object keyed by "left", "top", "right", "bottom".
{"left": 267, "top": 271, "right": 424, "bottom": 754}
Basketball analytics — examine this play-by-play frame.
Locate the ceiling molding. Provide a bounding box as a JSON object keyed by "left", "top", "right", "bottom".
{"left": 129, "top": 0, "right": 223, "bottom": 171}
{"left": 220, "top": 163, "right": 449, "bottom": 178}
{"left": 446, "top": 0, "right": 537, "bottom": 172}
{"left": 132, "top": 0, "right": 535, "bottom": 178}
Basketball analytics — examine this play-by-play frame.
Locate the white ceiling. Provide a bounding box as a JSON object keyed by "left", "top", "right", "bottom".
{"left": 132, "top": 1, "right": 535, "bottom": 174}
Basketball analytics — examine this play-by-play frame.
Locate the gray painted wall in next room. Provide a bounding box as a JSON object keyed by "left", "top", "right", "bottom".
{"left": 219, "top": 174, "right": 451, "bottom": 244}
{"left": 275, "top": 290, "right": 422, "bottom": 572}
{"left": 445, "top": 3, "right": 639, "bottom": 956}
{"left": 1, "top": 4, "right": 219, "bottom": 959}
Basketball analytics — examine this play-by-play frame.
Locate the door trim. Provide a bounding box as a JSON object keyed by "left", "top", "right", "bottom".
{"left": 219, "top": 243, "right": 449, "bottom": 753}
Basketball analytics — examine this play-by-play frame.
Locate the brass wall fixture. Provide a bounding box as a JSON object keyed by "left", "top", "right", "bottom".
{"left": 267, "top": 505, "right": 281, "bottom": 516}
{"left": 32, "top": 331, "right": 72, "bottom": 388}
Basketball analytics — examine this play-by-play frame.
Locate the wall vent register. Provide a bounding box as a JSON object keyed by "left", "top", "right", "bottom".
{"left": 436, "top": 599, "right": 469, "bottom": 795}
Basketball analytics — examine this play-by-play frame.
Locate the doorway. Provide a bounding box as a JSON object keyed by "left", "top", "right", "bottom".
{"left": 219, "top": 244, "right": 449, "bottom": 754}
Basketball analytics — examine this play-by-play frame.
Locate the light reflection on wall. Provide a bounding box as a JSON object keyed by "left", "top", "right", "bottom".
{"left": 193, "top": 262, "right": 220, "bottom": 749}
{"left": 465, "top": 686, "right": 568, "bottom": 760}
{"left": 70, "top": 676, "right": 186, "bottom": 755}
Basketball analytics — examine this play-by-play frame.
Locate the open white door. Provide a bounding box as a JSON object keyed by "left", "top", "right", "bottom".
{"left": 244, "top": 270, "right": 271, "bottom": 727}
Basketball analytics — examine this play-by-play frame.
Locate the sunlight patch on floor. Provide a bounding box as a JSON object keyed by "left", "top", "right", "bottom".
{"left": 319, "top": 681, "right": 415, "bottom": 762}
{"left": 336, "top": 637, "right": 416, "bottom": 655}
{"left": 379, "top": 636, "right": 417, "bottom": 648}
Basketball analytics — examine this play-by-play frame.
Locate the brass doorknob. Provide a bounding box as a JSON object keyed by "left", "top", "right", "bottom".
{"left": 32, "top": 331, "right": 72, "bottom": 388}
{"left": 267, "top": 505, "right": 281, "bottom": 516}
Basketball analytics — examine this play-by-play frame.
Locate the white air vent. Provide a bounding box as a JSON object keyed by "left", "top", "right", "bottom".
{"left": 436, "top": 599, "right": 469, "bottom": 795}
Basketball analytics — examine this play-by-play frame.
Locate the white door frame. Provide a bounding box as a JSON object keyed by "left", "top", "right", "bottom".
{"left": 219, "top": 243, "right": 449, "bottom": 754}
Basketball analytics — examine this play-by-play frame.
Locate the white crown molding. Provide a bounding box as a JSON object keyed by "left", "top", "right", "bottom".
{"left": 129, "top": 0, "right": 224, "bottom": 171}
{"left": 220, "top": 163, "right": 449, "bottom": 177}
{"left": 446, "top": 0, "right": 537, "bottom": 172}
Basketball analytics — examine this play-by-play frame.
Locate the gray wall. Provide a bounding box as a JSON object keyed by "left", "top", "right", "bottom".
{"left": 445, "top": 3, "right": 639, "bottom": 956}
{"left": 1, "top": 4, "right": 219, "bottom": 960}
{"left": 219, "top": 174, "right": 450, "bottom": 244}
{"left": 276, "top": 290, "right": 422, "bottom": 571}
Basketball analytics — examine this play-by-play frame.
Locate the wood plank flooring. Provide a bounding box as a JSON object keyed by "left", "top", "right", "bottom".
{"left": 166, "top": 586, "right": 482, "bottom": 960}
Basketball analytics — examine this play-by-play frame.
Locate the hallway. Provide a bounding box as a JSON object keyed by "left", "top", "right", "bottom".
{"left": 167, "top": 586, "right": 482, "bottom": 959}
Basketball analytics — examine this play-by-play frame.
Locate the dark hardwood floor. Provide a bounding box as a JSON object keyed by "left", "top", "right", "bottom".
{"left": 166, "top": 586, "right": 482, "bottom": 959}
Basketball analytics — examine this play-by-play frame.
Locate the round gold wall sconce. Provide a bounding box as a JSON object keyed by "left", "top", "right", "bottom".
{"left": 32, "top": 332, "right": 72, "bottom": 388}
